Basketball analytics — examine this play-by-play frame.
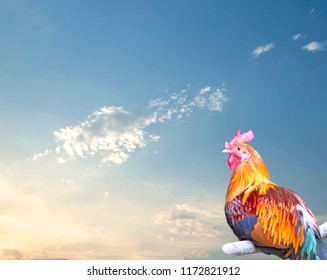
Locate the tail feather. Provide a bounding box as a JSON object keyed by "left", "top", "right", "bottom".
{"left": 316, "top": 239, "right": 327, "bottom": 260}
{"left": 298, "top": 228, "right": 327, "bottom": 260}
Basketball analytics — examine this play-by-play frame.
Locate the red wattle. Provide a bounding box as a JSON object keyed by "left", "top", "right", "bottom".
{"left": 228, "top": 154, "right": 240, "bottom": 171}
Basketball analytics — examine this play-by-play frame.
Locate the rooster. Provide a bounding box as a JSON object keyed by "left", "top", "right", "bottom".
{"left": 222, "top": 128, "right": 327, "bottom": 259}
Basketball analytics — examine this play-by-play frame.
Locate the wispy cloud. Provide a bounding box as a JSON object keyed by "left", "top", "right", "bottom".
{"left": 33, "top": 106, "right": 161, "bottom": 166}
{"left": 62, "top": 178, "right": 74, "bottom": 185}
{"left": 33, "top": 85, "right": 228, "bottom": 166}
{"left": 32, "top": 149, "right": 52, "bottom": 161}
{"left": 292, "top": 33, "right": 305, "bottom": 41}
{"left": 251, "top": 43, "right": 274, "bottom": 59}
{"left": 0, "top": 249, "right": 24, "bottom": 260}
{"left": 155, "top": 203, "right": 223, "bottom": 240}
{"left": 51, "top": 106, "right": 159, "bottom": 166}
{"left": 148, "top": 86, "right": 227, "bottom": 123}
{"left": 302, "top": 41, "right": 327, "bottom": 52}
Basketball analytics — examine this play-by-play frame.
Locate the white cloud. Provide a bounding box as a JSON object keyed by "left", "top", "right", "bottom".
{"left": 33, "top": 85, "right": 227, "bottom": 166}
{"left": 0, "top": 215, "right": 26, "bottom": 228}
{"left": 251, "top": 43, "right": 274, "bottom": 59}
{"left": 155, "top": 203, "right": 224, "bottom": 240}
{"left": 199, "top": 86, "right": 211, "bottom": 94}
{"left": 208, "top": 91, "right": 227, "bottom": 111}
{"left": 32, "top": 149, "right": 52, "bottom": 161}
{"left": 292, "top": 33, "right": 304, "bottom": 41}
{"left": 184, "top": 250, "right": 210, "bottom": 260}
{"left": 143, "top": 112, "right": 158, "bottom": 126}
{"left": 302, "top": 41, "right": 327, "bottom": 52}
{"left": 148, "top": 98, "right": 169, "bottom": 109}
{"left": 148, "top": 85, "right": 228, "bottom": 123}
{"left": 62, "top": 178, "right": 74, "bottom": 185}
{"left": 57, "top": 157, "right": 66, "bottom": 164}
{"left": 175, "top": 203, "right": 221, "bottom": 218}
{"left": 50, "top": 106, "right": 159, "bottom": 166}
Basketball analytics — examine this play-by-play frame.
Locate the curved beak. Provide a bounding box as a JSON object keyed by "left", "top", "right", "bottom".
{"left": 222, "top": 149, "right": 229, "bottom": 153}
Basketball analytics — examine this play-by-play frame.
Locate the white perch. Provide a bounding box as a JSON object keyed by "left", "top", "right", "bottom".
{"left": 223, "top": 221, "right": 327, "bottom": 256}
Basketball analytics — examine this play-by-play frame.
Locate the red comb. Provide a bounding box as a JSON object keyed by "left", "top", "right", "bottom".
{"left": 231, "top": 128, "right": 254, "bottom": 144}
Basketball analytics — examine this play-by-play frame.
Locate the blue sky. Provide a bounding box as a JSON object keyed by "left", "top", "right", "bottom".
{"left": 0, "top": 0, "right": 326, "bottom": 260}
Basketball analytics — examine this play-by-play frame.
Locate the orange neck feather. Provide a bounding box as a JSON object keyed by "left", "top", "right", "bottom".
{"left": 226, "top": 144, "right": 276, "bottom": 204}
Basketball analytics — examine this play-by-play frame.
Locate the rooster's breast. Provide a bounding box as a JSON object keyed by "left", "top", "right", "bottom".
{"left": 225, "top": 194, "right": 259, "bottom": 241}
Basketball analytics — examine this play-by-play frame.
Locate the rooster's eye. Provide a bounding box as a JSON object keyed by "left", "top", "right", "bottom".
{"left": 237, "top": 147, "right": 241, "bottom": 151}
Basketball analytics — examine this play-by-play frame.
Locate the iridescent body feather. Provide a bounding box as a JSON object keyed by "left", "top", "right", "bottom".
{"left": 223, "top": 128, "right": 327, "bottom": 260}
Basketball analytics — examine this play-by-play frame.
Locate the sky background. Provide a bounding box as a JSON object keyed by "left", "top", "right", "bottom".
{"left": 0, "top": 0, "right": 326, "bottom": 260}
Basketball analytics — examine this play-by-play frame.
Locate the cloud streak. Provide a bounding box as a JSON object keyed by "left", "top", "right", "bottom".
{"left": 0, "top": 249, "right": 24, "bottom": 260}
{"left": 33, "top": 85, "right": 227, "bottom": 166}
{"left": 251, "top": 43, "right": 274, "bottom": 59}
{"left": 292, "top": 33, "right": 304, "bottom": 41}
{"left": 148, "top": 86, "right": 227, "bottom": 123}
{"left": 155, "top": 203, "right": 223, "bottom": 240}
{"left": 302, "top": 41, "right": 327, "bottom": 52}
